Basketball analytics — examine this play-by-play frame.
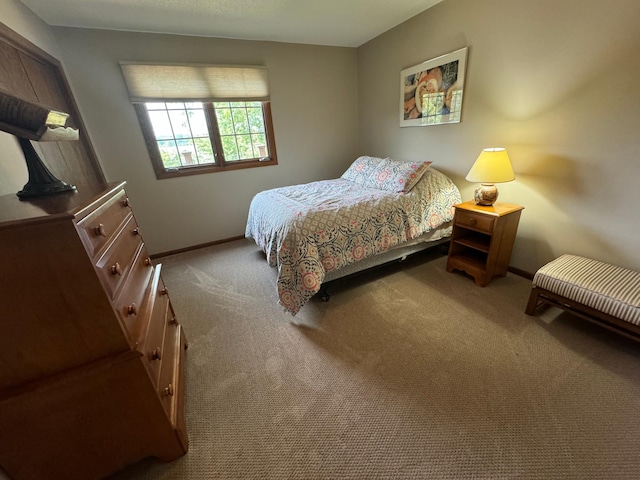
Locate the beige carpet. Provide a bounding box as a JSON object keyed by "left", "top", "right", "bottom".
{"left": 112, "top": 239, "right": 640, "bottom": 479}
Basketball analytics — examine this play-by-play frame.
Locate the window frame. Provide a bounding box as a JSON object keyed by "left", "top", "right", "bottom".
{"left": 134, "top": 101, "right": 277, "bottom": 179}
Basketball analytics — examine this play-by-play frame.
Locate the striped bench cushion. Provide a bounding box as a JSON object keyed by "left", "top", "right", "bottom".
{"left": 533, "top": 254, "right": 640, "bottom": 326}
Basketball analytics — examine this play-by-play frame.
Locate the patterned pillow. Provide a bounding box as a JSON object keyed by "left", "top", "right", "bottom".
{"left": 371, "top": 158, "right": 432, "bottom": 193}
{"left": 342, "top": 156, "right": 432, "bottom": 193}
{"left": 341, "top": 156, "right": 386, "bottom": 185}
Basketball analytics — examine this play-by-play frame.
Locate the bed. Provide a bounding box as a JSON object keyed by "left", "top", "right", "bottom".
{"left": 245, "top": 156, "right": 462, "bottom": 315}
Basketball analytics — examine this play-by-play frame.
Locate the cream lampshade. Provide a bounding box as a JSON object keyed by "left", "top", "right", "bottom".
{"left": 465, "top": 148, "right": 515, "bottom": 206}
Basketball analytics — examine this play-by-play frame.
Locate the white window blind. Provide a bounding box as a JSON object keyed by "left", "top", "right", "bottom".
{"left": 120, "top": 62, "right": 270, "bottom": 103}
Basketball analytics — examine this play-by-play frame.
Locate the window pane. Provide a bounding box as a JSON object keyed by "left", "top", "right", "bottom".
{"left": 146, "top": 102, "right": 166, "bottom": 110}
{"left": 215, "top": 107, "right": 235, "bottom": 136}
{"left": 231, "top": 107, "right": 249, "bottom": 134}
{"left": 251, "top": 133, "right": 266, "bottom": 145}
{"left": 194, "top": 137, "right": 215, "bottom": 164}
{"left": 220, "top": 135, "right": 239, "bottom": 161}
{"left": 158, "top": 140, "right": 180, "bottom": 168}
{"left": 188, "top": 108, "right": 209, "bottom": 137}
{"left": 252, "top": 134, "right": 267, "bottom": 157}
{"left": 185, "top": 102, "right": 203, "bottom": 109}
{"left": 213, "top": 101, "right": 269, "bottom": 162}
{"left": 148, "top": 110, "right": 174, "bottom": 140}
{"left": 166, "top": 102, "right": 186, "bottom": 110}
{"left": 236, "top": 134, "right": 253, "bottom": 159}
{"left": 247, "top": 108, "right": 264, "bottom": 133}
{"left": 168, "top": 109, "right": 192, "bottom": 139}
{"left": 176, "top": 138, "right": 196, "bottom": 165}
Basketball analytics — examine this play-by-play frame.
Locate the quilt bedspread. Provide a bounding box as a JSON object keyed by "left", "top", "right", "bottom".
{"left": 245, "top": 168, "right": 461, "bottom": 315}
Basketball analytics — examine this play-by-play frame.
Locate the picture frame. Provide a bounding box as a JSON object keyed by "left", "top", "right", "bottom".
{"left": 400, "top": 47, "right": 468, "bottom": 127}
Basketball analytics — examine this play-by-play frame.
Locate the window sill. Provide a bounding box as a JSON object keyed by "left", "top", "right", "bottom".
{"left": 156, "top": 158, "right": 278, "bottom": 179}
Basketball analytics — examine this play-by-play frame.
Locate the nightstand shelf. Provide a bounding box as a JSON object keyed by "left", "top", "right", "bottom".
{"left": 446, "top": 201, "right": 523, "bottom": 286}
{"left": 452, "top": 232, "right": 491, "bottom": 253}
{"left": 448, "top": 251, "right": 488, "bottom": 269}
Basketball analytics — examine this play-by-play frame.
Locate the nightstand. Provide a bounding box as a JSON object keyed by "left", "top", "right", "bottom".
{"left": 446, "top": 201, "right": 524, "bottom": 286}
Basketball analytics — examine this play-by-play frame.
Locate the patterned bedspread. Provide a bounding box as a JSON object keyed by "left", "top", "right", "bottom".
{"left": 245, "top": 168, "right": 461, "bottom": 315}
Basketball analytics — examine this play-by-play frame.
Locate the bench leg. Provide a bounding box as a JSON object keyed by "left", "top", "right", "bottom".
{"left": 525, "top": 287, "right": 540, "bottom": 315}
{"left": 523, "top": 279, "right": 640, "bottom": 342}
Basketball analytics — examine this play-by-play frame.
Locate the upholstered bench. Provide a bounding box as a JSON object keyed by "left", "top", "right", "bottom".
{"left": 525, "top": 254, "right": 640, "bottom": 341}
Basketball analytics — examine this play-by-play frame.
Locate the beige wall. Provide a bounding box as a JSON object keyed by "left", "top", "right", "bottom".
{"left": 358, "top": 0, "right": 640, "bottom": 273}
{"left": 4, "top": 0, "right": 639, "bottom": 272}
{"left": 0, "top": 0, "right": 61, "bottom": 56}
{"left": 0, "top": 0, "right": 62, "bottom": 196}
{"left": 52, "top": 28, "right": 358, "bottom": 254}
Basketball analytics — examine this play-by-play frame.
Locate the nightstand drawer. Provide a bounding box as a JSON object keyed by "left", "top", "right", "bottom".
{"left": 455, "top": 210, "right": 494, "bottom": 233}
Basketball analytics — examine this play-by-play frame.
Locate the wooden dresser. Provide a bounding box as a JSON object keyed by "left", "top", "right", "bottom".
{"left": 0, "top": 182, "right": 188, "bottom": 480}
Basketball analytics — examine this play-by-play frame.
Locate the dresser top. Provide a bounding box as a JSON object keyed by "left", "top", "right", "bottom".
{"left": 0, "top": 181, "right": 125, "bottom": 228}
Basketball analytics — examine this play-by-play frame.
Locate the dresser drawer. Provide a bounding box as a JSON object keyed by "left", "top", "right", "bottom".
{"left": 95, "top": 215, "right": 143, "bottom": 299}
{"left": 140, "top": 266, "right": 170, "bottom": 386}
{"left": 455, "top": 210, "right": 495, "bottom": 234}
{"left": 114, "top": 244, "right": 154, "bottom": 344}
{"left": 158, "top": 320, "right": 183, "bottom": 422}
{"left": 76, "top": 189, "right": 133, "bottom": 258}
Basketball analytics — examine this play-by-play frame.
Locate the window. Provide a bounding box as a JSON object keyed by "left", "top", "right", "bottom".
{"left": 134, "top": 100, "right": 276, "bottom": 178}
{"left": 121, "top": 63, "right": 277, "bottom": 178}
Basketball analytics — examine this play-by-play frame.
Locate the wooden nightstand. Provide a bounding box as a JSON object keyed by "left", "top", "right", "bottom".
{"left": 446, "top": 201, "right": 524, "bottom": 286}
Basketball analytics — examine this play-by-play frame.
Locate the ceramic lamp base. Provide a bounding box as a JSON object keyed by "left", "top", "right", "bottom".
{"left": 474, "top": 183, "right": 498, "bottom": 206}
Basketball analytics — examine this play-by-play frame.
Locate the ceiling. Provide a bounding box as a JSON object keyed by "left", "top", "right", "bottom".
{"left": 20, "top": 0, "right": 444, "bottom": 48}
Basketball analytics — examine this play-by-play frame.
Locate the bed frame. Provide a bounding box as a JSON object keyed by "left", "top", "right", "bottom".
{"left": 317, "top": 226, "right": 452, "bottom": 302}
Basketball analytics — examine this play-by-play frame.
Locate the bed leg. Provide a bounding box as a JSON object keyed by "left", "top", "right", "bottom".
{"left": 319, "top": 284, "right": 331, "bottom": 302}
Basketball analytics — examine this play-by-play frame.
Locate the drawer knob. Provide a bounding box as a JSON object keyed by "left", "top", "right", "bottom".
{"left": 94, "top": 223, "right": 107, "bottom": 237}
{"left": 151, "top": 347, "right": 162, "bottom": 360}
{"left": 127, "top": 303, "right": 138, "bottom": 315}
{"left": 169, "top": 316, "right": 178, "bottom": 326}
{"left": 144, "top": 257, "right": 152, "bottom": 267}
{"left": 122, "top": 198, "right": 131, "bottom": 208}
{"left": 468, "top": 218, "right": 476, "bottom": 225}
{"left": 163, "top": 384, "right": 174, "bottom": 397}
{"left": 111, "top": 262, "right": 122, "bottom": 276}
{"left": 160, "top": 287, "right": 169, "bottom": 296}
{"left": 132, "top": 227, "right": 140, "bottom": 236}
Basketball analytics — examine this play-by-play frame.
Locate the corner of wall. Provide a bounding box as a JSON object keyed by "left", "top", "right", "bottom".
{"left": 1, "top": 0, "right": 62, "bottom": 58}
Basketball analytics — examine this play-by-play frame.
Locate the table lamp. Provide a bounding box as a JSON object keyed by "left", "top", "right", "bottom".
{"left": 465, "top": 147, "right": 515, "bottom": 206}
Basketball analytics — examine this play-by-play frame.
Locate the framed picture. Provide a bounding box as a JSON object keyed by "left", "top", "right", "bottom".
{"left": 400, "top": 47, "right": 468, "bottom": 127}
